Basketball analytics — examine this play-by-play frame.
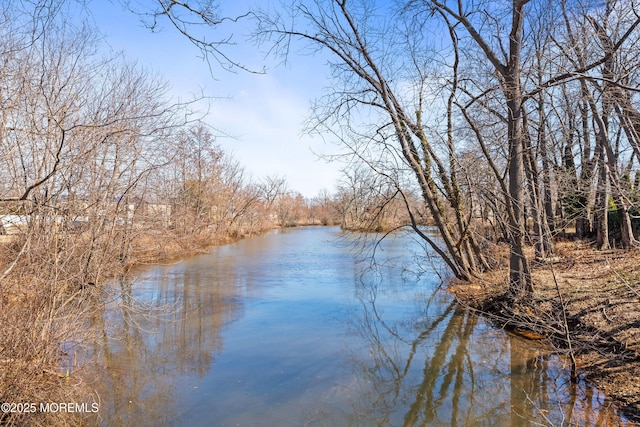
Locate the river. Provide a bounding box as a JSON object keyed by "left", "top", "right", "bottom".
{"left": 82, "top": 226, "right": 631, "bottom": 426}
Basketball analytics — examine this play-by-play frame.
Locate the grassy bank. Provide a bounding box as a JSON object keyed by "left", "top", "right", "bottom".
{"left": 449, "top": 241, "right": 640, "bottom": 423}
{"left": 0, "top": 225, "right": 272, "bottom": 426}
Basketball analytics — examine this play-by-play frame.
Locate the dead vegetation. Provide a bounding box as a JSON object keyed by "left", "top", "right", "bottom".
{"left": 0, "top": 215, "right": 330, "bottom": 426}
{"left": 449, "top": 241, "right": 640, "bottom": 423}
{"left": 0, "top": 238, "right": 101, "bottom": 426}
{"left": 0, "top": 222, "right": 257, "bottom": 426}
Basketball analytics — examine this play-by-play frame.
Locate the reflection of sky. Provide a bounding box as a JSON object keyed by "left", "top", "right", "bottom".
{"left": 91, "top": 227, "right": 631, "bottom": 426}
{"left": 83, "top": 1, "right": 341, "bottom": 198}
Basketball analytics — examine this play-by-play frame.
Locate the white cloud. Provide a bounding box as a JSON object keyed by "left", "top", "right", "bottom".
{"left": 89, "top": 1, "right": 343, "bottom": 197}
{"left": 209, "top": 72, "right": 342, "bottom": 197}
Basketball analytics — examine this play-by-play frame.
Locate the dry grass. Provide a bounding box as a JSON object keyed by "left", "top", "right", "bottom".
{"left": 0, "top": 217, "right": 274, "bottom": 426}
{"left": 450, "top": 240, "right": 640, "bottom": 423}
{"left": 0, "top": 271, "right": 100, "bottom": 426}
{"left": 0, "top": 225, "right": 245, "bottom": 426}
{"left": 126, "top": 228, "right": 246, "bottom": 266}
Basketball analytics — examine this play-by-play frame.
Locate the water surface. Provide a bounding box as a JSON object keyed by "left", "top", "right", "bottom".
{"left": 86, "top": 227, "right": 631, "bottom": 426}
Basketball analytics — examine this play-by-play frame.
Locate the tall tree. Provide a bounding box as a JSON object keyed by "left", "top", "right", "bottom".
{"left": 425, "top": 0, "right": 640, "bottom": 294}
{"left": 257, "top": 0, "right": 640, "bottom": 296}
{"left": 257, "top": 0, "right": 490, "bottom": 281}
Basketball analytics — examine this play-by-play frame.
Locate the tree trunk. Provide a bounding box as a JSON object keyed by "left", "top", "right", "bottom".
{"left": 538, "top": 106, "right": 556, "bottom": 234}
{"left": 507, "top": 92, "right": 533, "bottom": 295}
{"left": 505, "top": 0, "right": 533, "bottom": 296}
{"left": 524, "top": 109, "right": 554, "bottom": 258}
{"left": 595, "top": 161, "right": 610, "bottom": 250}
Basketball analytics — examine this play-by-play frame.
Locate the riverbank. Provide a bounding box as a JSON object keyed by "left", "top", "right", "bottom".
{"left": 0, "top": 225, "right": 277, "bottom": 426}
{"left": 449, "top": 241, "right": 640, "bottom": 423}
{"left": 68, "top": 226, "right": 626, "bottom": 426}
{"left": 125, "top": 228, "right": 250, "bottom": 266}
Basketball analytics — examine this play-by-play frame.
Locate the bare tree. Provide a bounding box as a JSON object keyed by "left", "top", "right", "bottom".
{"left": 425, "top": 0, "right": 640, "bottom": 295}
{"left": 256, "top": 0, "right": 640, "bottom": 296}
{"left": 256, "top": 0, "right": 491, "bottom": 281}
{"left": 119, "top": 0, "right": 261, "bottom": 73}
{"left": 259, "top": 174, "right": 289, "bottom": 210}
{"left": 0, "top": 8, "right": 201, "bottom": 423}
{"left": 551, "top": 0, "right": 640, "bottom": 248}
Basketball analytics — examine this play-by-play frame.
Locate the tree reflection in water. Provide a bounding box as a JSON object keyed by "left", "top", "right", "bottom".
{"left": 79, "top": 228, "right": 632, "bottom": 426}
{"left": 85, "top": 258, "right": 243, "bottom": 426}
{"left": 342, "top": 252, "right": 631, "bottom": 427}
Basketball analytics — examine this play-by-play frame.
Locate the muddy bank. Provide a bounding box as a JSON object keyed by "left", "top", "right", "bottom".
{"left": 449, "top": 241, "right": 640, "bottom": 423}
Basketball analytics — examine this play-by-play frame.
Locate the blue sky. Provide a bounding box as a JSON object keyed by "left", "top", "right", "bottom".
{"left": 86, "top": 0, "right": 343, "bottom": 198}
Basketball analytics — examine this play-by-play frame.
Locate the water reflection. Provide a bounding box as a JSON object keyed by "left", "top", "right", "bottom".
{"left": 84, "top": 227, "right": 632, "bottom": 426}
{"left": 345, "top": 238, "right": 631, "bottom": 426}
{"left": 87, "top": 257, "right": 245, "bottom": 426}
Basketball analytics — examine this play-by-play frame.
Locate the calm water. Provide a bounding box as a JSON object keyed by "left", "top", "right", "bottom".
{"left": 84, "top": 227, "right": 631, "bottom": 426}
